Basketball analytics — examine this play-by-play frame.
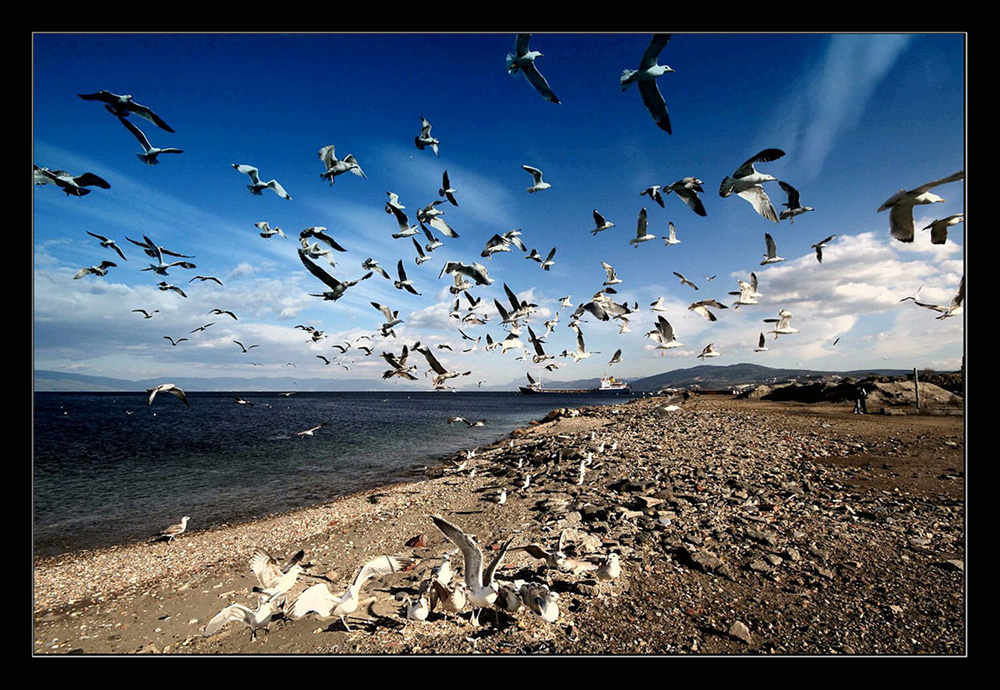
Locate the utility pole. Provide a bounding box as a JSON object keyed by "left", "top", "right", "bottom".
{"left": 914, "top": 367, "right": 921, "bottom": 411}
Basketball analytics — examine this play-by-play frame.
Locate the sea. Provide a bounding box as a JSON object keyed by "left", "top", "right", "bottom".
{"left": 33, "top": 390, "right": 632, "bottom": 559}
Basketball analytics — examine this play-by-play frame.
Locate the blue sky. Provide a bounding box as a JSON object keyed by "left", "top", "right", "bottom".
{"left": 33, "top": 33, "right": 966, "bottom": 389}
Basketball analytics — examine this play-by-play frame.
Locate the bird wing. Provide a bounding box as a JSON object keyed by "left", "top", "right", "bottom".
{"left": 204, "top": 604, "right": 254, "bottom": 636}
{"left": 673, "top": 186, "right": 706, "bottom": 216}
{"left": 778, "top": 180, "right": 801, "bottom": 208}
{"left": 116, "top": 114, "right": 153, "bottom": 152}
{"left": 432, "top": 515, "right": 484, "bottom": 586}
{"left": 522, "top": 165, "right": 543, "bottom": 184}
{"left": 483, "top": 538, "right": 513, "bottom": 588}
{"left": 73, "top": 172, "right": 111, "bottom": 189}
{"left": 250, "top": 548, "right": 285, "bottom": 589}
{"left": 734, "top": 149, "right": 785, "bottom": 178}
{"left": 737, "top": 186, "right": 778, "bottom": 222}
{"left": 764, "top": 233, "right": 778, "bottom": 257}
{"left": 639, "top": 33, "right": 671, "bottom": 70}
{"left": 514, "top": 33, "right": 532, "bottom": 58}
{"left": 298, "top": 249, "right": 342, "bottom": 290}
{"left": 910, "top": 170, "right": 964, "bottom": 195}
{"left": 353, "top": 555, "right": 418, "bottom": 591}
{"left": 888, "top": 204, "right": 916, "bottom": 242}
{"left": 234, "top": 164, "right": 261, "bottom": 184}
{"left": 522, "top": 62, "right": 560, "bottom": 104}
{"left": 289, "top": 583, "right": 337, "bottom": 619}
{"left": 127, "top": 100, "right": 174, "bottom": 133}
{"left": 636, "top": 207, "right": 648, "bottom": 237}
{"left": 638, "top": 79, "right": 670, "bottom": 133}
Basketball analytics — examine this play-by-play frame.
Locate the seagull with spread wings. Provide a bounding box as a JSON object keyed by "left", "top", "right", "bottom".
{"left": 621, "top": 33, "right": 675, "bottom": 133}
{"left": 506, "top": 33, "right": 560, "bottom": 104}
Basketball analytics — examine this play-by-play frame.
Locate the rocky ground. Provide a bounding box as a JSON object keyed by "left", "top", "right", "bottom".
{"left": 32, "top": 395, "right": 966, "bottom": 656}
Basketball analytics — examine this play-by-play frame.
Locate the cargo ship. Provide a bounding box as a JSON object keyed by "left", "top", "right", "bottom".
{"left": 519, "top": 374, "right": 631, "bottom": 395}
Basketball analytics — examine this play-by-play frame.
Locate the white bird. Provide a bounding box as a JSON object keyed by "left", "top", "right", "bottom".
{"left": 923, "top": 213, "right": 964, "bottom": 245}
{"left": 559, "top": 295, "right": 573, "bottom": 308}
{"left": 158, "top": 516, "right": 190, "bottom": 542}
{"left": 299, "top": 249, "right": 372, "bottom": 301}
{"left": 116, "top": 115, "right": 183, "bottom": 165}
{"left": 163, "top": 335, "right": 188, "bottom": 346}
{"left": 697, "top": 343, "right": 721, "bottom": 359}
{"left": 85, "top": 231, "right": 128, "bottom": 261}
{"left": 431, "top": 514, "right": 512, "bottom": 626}
{"left": 522, "top": 164, "right": 551, "bottom": 193}
{"left": 595, "top": 553, "right": 621, "bottom": 583}
{"left": 764, "top": 309, "right": 799, "bottom": 338}
{"left": 900, "top": 276, "right": 964, "bottom": 320}
{"left": 439, "top": 170, "right": 459, "bottom": 206}
{"left": 674, "top": 271, "right": 698, "bottom": 290}
{"left": 506, "top": 33, "right": 560, "bottom": 104}
{"left": 232, "top": 164, "right": 291, "bottom": 199}
{"left": 519, "top": 582, "right": 560, "bottom": 622}
{"left": 688, "top": 299, "right": 728, "bottom": 322}
{"left": 290, "top": 554, "right": 417, "bottom": 631}
{"left": 203, "top": 597, "right": 277, "bottom": 642}
{"left": 362, "top": 258, "right": 390, "bottom": 279}
{"left": 254, "top": 221, "right": 285, "bottom": 239}
{"left": 415, "top": 116, "right": 439, "bottom": 155}
{"left": 640, "top": 185, "right": 665, "bottom": 207}
{"left": 650, "top": 296, "right": 668, "bottom": 312}
{"left": 403, "top": 594, "right": 430, "bottom": 623}
{"left": 132, "top": 308, "right": 158, "bottom": 319}
{"left": 646, "top": 315, "right": 683, "bottom": 352}
{"left": 157, "top": 281, "right": 187, "bottom": 298}
{"left": 385, "top": 191, "right": 406, "bottom": 214}
{"left": 317, "top": 144, "right": 366, "bottom": 185}
{"left": 73, "top": 261, "right": 116, "bottom": 279}
{"left": 142, "top": 241, "right": 197, "bottom": 276}
{"left": 664, "top": 177, "right": 707, "bottom": 216}
{"left": 296, "top": 422, "right": 327, "bottom": 437}
{"left": 429, "top": 579, "right": 467, "bottom": 619}
{"left": 146, "top": 383, "right": 190, "bottom": 406}
{"left": 78, "top": 90, "right": 175, "bottom": 132}
{"left": 661, "top": 221, "right": 681, "bottom": 246}
{"left": 608, "top": 349, "right": 623, "bottom": 365}
{"left": 761, "top": 233, "right": 785, "bottom": 265}
{"left": 393, "top": 260, "right": 420, "bottom": 295}
{"left": 630, "top": 207, "right": 656, "bottom": 247}
{"left": 719, "top": 148, "right": 785, "bottom": 222}
{"left": 34, "top": 165, "right": 110, "bottom": 197}
{"left": 878, "top": 170, "right": 964, "bottom": 243}
{"left": 777, "top": 180, "right": 814, "bottom": 223}
{"left": 416, "top": 346, "right": 471, "bottom": 389}
{"left": 388, "top": 204, "right": 419, "bottom": 238}
{"left": 621, "top": 33, "right": 674, "bottom": 134}
{"left": 590, "top": 209, "right": 615, "bottom": 235}
{"left": 250, "top": 547, "right": 306, "bottom": 606}
{"left": 811, "top": 234, "right": 837, "bottom": 263}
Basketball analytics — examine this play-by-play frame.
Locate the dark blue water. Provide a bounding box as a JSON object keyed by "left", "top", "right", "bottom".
{"left": 33, "top": 391, "right": 629, "bottom": 558}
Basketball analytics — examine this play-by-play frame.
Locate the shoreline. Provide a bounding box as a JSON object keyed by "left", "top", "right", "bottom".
{"left": 33, "top": 395, "right": 965, "bottom": 655}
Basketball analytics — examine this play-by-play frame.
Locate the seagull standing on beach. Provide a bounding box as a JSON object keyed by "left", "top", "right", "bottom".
{"left": 621, "top": 33, "right": 674, "bottom": 134}
{"left": 158, "top": 516, "right": 190, "bottom": 542}
{"left": 289, "top": 554, "right": 417, "bottom": 631}
{"left": 250, "top": 547, "right": 306, "bottom": 607}
{"left": 431, "top": 514, "right": 512, "bottom": 626}
{"left": 878, "top": 170, "right": 964, "bottom": 242}
{"left": 506, "top": 34, "right": 560, "bottom": 104}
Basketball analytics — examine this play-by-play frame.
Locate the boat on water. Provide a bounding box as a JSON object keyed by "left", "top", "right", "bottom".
{"left": 519, "top": 374, "right": 631, "bottom": 395}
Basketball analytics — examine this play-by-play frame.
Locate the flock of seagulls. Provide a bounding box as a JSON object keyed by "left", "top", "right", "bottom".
{"left": 39, "top": 34, "right": 964, "bottom": 408}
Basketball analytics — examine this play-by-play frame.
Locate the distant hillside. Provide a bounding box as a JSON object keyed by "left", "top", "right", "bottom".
{"left": 32, "top": 370, "right": 398, "bottom": 393}
{"left": 627, "top": 363, "right": 913, "bottom": 393}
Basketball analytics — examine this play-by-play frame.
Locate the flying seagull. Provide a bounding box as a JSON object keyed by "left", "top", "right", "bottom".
{"left": 204, "top": 598, "right": 277, "bottom": 643}
{"left": 431, "top": 514, "right": 512, "bottom": 626}
{"left": 630, "top": 207, "right": 655, "bottom": 247}
{"left": 146, "top": 383, "right": 190, "bottom": 406}
{"left": 764, "top": 309, "right": 800, "bottom": 338}
{"left": 522, "top": 165, "right": 551, "bottom": 193}
{"left": 689, "top": 299, "right": 728, "bottom": 322}
{"left": 591, "top": 209, "right": 615, "bottom": 235}
{"left": 811, "top": 234, "right": 837, "bottom": 263}
{"left": 697, "top": 343, "right": 721, "bottom": 359}
{"left": 296, "top": 423, "right": 328, "bottom": 437}
{"left": 116, "top": 115, "right": 183, "bottom": 165}
{"left": 86, "top": 232, "right": 128, "bottom": 261}
{"left": 78, "top": 90, "right": 175, "bottom": 132}
{"left": 621, "top": 33, "right": 674, "bottom": 133}
{"left": 211, "top": 308, "right": 238, "bottom": 320}
{"left": 761, "top": 233, "right": 785, "bottom": 265}
{"left": 157, "top": 281, "right": 187, "bottom": 298}
{"left": 506, "top": 34, "right": 560, "bottom": 104}
{"left": 234, "top": 341, "right": 259, "bottom": 353}
{"left": 73, "top": 261, "right": 116, "bottom": 279}
{"left": 754, "top": 332, "right": 769, "bottom": 352}
{"left": 923, "top": 213, "right": 964, "bottom": 246}
{"left": 317, "top": 144, "right": 367, "bottom": 185}
{"left": 674, "top": 271, "right": 698, "bottom": 290}
{"left": 646, "top": 315, "right": 683, "bottom": 353}
{"left": 719, "top": 148, "right": 785, "bottom": 222}
{"left": 439, "top": 170, "right": 459, "bottom": 206}
{"left": 778, "top": 180, "right": 814, "bottom": 223}
{"left": 640, "top": 185, "right": 665, "bottom": 208}
{"left": 132, "top": 309, "right": 158, "bottom": 319}
{"left": 190, "top": 275, "right": 223, "bottom": 285}
{"left": 232, "top": 164, "right": 291, "bottom": 200}
{"left": 393, "top": 259, "right": 420, "bottom": 295}
{"left": 163, "top": 335, "right": 188, "bottom": 346}
{"left": 255, "top": 221, "right": 285, "bottom": 239}
{"left": 661, "top": 221, "right": 681, "bottom": 247}
{"left": 878, "top": 170, "right": 964, "bottom": 243}
{"left": 415, "top": 116, "right": 439, "bottom": 155}
{"left": 299, "top": 249, "right": 372, "bottom": 301}
{"left": 664, "top": 177, "right": 707, "bottom": 216}
{"left": 34, "top": 165, "right": 110, "bottom": 197}
{"left": 900, "top": 276, "right": 964, "bottom": 320}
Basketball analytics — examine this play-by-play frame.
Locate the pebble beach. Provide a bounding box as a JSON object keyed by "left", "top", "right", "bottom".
{"left": 33, "top": 394, "right": 965, "bottom": 656}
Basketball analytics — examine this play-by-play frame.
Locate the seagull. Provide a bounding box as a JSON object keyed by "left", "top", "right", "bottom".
{"left": 646, "top": 315, "right": 684, "bottom": 352}
{"left": 764, "top": 309, "right": 800, "bottom": 338}
{"left": 250, "top": 547, "right": 306, "bottom": 606}
{"left": 385, "top": 191, "right": 406, "bottom": 215}
{"left": 590, "top": 209, "right": 615, "bottom": 235}
{"left": 388, "top": 204, "right": 419, "bottom": 238}
{"left": 402, "top": 593, "right": 430, "bottom": 623}
{"left": 204, "top": 598, "right": 278, "bottom": 643}
{"left": 299, "top": 249, "right": 372, "bottom": 301}
{"left": 316, "top": 355, "right": 332, "bottom": 366}
{"left": 415, "top": 116, "right": 439, "bottom": 155}
{"left": 878, "top": 170, "right": 964, "bottom": 242}
{"left": 393, "top": 260, "right": 420, "bottom": 295}
{"left": 85, "top": 232, "right": 128, "bottom": 261}
{"left": 73, "top": 261, "right": 116, "bottom": 279}
{"left": 630, "top": 207, "right": 656, "bottom": 247}
{"left": 132, "top": 309, "right": 158, "bottom": 319}
{"left": 440, "top": 261, "right": 494, "bottom": 287}
{"left": 290, "top": 555, "right": 417, "bottom": 631}
{"left": 923, "top": 213, "right": 964, "bottom": 245}
{"left": 439, "top": 170, "right": 459, "bottom": 206}
{"left": 595, "top": 553, "right": 622, "bottom": 583}
{"left": 372, "top": 302, "right": 404, "bottom": 333}
{"left": 719, "top": 148, "right": 785, "bottom": 222}
{"left": 234, "top": 341, "right": 259, "bottom": 353}
{"left": 232, "top": 395, "right": 253, "bottom": 405}
{"left": 900, "top": 276, "right": 964, "bottom": 319}
{"left": 34, "top": 166, "right": 110, "bottom": 197}
{"left": 116, "top": 115, "right": 183, "bottom": 165}
{"left": 674, "top": 271, "right": 698, "bottom": 290}
{"left": 778, "top": 180, "right": 814, "bottom": 223}
{"left": 126, "top": 235, "right": 194, "bottom": 260}
{"left": 431, "top": 514, "right": 512, "bottom": 626}
{"left": 601, "top": 262, "right": 623, "bottom": 286}
{"left": 506, "top": 34, "right": 560, "bottom": 104}
{"left": 416, "top": 346, "right": 471, "bottom": 389}
{"left": 519, "top": 582, "right": 560, "bottom": 622}
{"left": 811, "top": 234, "right": 837, "bottom": 263}
{"left": 158, "top": 515, "right": 190, "bottom": 541}
{"left": 661, "top": 222, "right": 681, "bottom": 247}
{"left": 211, "top": 308, "right": 238, "bottom": 320}
{"left": 761, "top": 233, "right": 785, "bottom": 265}
{"left": 621, "top": 33, "right": 674, "bottom": 133}
{"left": 255, "top": 221, "right": 286, "bottom": 239}
{"left": 754, "top": 332, "right": 769, "bottom": 352}
{"left": 689, "top": 299, "right": 728, "bottom": 322}
{"left": 640, "top": 185, "right": 665, "bottom": 207}
{"left": 232, "top": 164, "right": 291, "bottom": 200}
{"left": 362, "top": 258, "right": 391, "bottom": 279}
{"left": 190, "top": 275, "right": 223, "bottom": 285}
{"left": 650, "top": 296, "right": 668, "bottom": 312}
{"left": 730, "top": 277, "right": 761, "bottom": 308}
{"left": 296, "top": 423, "right": 328, "bottom": 437}
{"left": 697, "top": 343, "right": 721, "bottom": 359}
{"left": 381, "top": 345, "right": 419, "bottom": 381}
{"left": 142, "top": 242, "right": 197, "bottom": 275}
{"left": 664, "top": 177, "right": 707, "bottom": 216}
{"left": 317, "top": 144, "right": 366, "bottom": 185}
{"left": 522, "top": 165, "right": 551, "bottom": 193}
{"left": 78, "top": 90, "right": 175, "bottom": 132}
{"left": 429, "top": 579, "right": 468, "bottom": 620}
{"left": 157, "top": 281, "right": 187, "bottom": 298}
{"left": 163, "top": 335, "right": 188, "bottom": 346}
{"left": 560, "top": 295, "right": 573, "bottom": 308}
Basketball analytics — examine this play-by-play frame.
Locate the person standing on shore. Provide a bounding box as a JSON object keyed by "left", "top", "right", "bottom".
{"left": 853, "top": 382, "right": 869, "bottom": 414}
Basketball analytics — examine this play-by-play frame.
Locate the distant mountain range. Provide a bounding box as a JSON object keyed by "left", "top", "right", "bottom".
{"left": 34, "top": 364, "right": 918, "bottom": 394}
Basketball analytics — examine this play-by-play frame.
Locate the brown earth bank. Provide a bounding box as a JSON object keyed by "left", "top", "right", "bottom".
{"left": 32, "top": 395, "right": 966, "bottom": 656}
